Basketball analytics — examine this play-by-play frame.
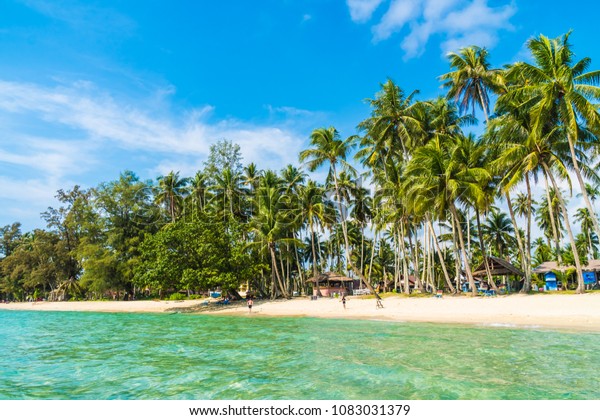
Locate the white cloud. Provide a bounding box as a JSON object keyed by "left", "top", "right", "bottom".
{"left": 346, "top": 0, "right": 385, "bottom": 23}
{"left": 372, "top": 0, "right": 421, "bottom": 42}
{"left": 348, "top": 0, "right": 516, "bottom": 58}
{"left": 0, "top": 80, "right": 307, "bottom": 165}
{"left": 0, "top": 79, "right": 313, "bottom": 228}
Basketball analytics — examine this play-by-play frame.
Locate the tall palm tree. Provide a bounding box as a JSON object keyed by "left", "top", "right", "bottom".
{"left": 155, "top": 171, "right": 189, "bottom": 223}
{"left": 440, "top": 46, "right": 502, "bottom": 122}
{"left": 356, "top": 79, "right": 422, "bottom": 167}
{"left": 211, "top": 168, "right": 246, "bottom": 222}
{"left": 250, "top": 183, "right": 295, "bottom": 299}
{"left": 297, "top": 180, "right": 329, "bottom": 294}
{"left": 508, "top": 33, "right": 600, "bottom": 265}
{"left": 574, "top": 207, "right": 598, "bottom": 260}
{"left": 482, "top": 210, "right": 516, "bottom": 259}
{"left": 188, "top": 171, "right": 209, "bottom": 218}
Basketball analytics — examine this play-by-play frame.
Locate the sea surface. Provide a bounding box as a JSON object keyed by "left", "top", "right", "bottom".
{"left": 0, "top": 310, "right": 599, "bottom": 399}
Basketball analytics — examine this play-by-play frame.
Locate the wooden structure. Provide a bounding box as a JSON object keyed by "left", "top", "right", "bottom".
{"left": 306, "top": 272, "right": 355, "bottom": 297}
{"left": 472, "top": 256, "right": 524, "bottom": 277}
{"left": 470, "top": 256, "right": 524, "bottom": 291}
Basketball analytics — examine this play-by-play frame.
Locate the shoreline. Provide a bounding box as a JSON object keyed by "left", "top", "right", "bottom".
{"left": 2, "top": 293, "right": 600, "bottom": 332}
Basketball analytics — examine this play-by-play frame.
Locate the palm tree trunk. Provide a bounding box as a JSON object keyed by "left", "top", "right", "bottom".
{"left": 466, "top": 208, "right": 471, "bottom": 257}
{"left": 270, "top": 244, "right": 289, "bottom": 299}
{"left": 567, "top": 133, "right": 600, "bottom": 243}
{"left": 407, "top": 225, "right": 423, "bottom": 292}
{"left": 475, "top": 208, "right": 498, "bottom": 292}
{"left": 505, "top": 191, "right": 531, "bottom": 293}
{"left": 543, "top": 175, "right": 562, "bottom": 265}
{"left": 309, "top": 221, "right": 322, "bottom": 297}
{"left": 368, "top": 229, "right": 377, "bottom": 285}
{"left": 400, "top": 220, "right": 410, "bottom": 295}
{"left": 293, "top": 231, "right": 304, "bottom": 291}
{"left": 331, "top": 166, "right": 380, "bottom": 298}
{"left": 427, "top": 215, "right": 455, "bottom": 293}
{"left": 525, "top": 174, "right": 533, "bottom": 278}
{"left": 451, "top": 214, "right": 461, "bottom": 293}
{"left": 450, "top": 204, "right": 477, "bottom": 296}
{"left": 542, "top": 162, "right": 585, "bottom": 293}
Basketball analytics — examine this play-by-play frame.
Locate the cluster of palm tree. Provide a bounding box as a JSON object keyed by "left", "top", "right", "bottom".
{"left": 2, "top": 33, "right": 600, "bottom": 301}
{"left": 293, "top": 32, "right": 600, "bottom": 296}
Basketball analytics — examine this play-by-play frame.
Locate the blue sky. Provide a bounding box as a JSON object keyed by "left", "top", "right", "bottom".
{"left": 1, "top": 0, "right": 600, "bottom": 230}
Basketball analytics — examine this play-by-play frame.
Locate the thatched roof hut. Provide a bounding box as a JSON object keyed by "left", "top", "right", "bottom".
{"left": 306, "top": 272, "right": 355, "bottom": 284}
{"left": 306, "top": 272, "right": 355, "bottom": 297}
{"left": 472, "top": 256, "right": 524, "bottom": 277}
{"left": 533, "top": 259, "right": 600, "bottom": 274}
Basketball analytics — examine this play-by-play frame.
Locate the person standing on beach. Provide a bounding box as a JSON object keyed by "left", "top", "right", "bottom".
{"left": 247, "top": 298, "right": 253, "bottom": 313}
{"left": 341, "top": 295, "right": 346, "bottom": 309}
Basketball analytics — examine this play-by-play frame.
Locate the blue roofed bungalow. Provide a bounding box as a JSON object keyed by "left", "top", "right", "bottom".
{"left": 532, "top": 260, "right": 600, "bottom": 291}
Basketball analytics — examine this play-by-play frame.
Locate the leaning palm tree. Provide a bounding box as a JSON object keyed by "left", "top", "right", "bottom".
{"left": 440, "top": 46, "right": 502, "bottom": 122}
{"left": 300, "top": 127, "right": 380, "bottom": 297}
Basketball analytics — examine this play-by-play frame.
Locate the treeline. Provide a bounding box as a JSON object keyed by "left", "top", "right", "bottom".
{"left": 2, "top": 32, "right": 600, "bottom": 301}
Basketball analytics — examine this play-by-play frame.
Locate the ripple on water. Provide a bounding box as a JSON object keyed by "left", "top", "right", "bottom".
{"left": 0, "top": 310, "right": 599, "bottom": 399}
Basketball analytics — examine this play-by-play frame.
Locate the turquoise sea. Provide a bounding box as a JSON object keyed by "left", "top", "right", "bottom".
{"left": 0, "top": 310, "right": 599, "bottom": 399}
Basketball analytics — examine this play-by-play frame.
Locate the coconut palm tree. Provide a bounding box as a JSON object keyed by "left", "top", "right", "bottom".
{"left": 155, "top": 171, "right": 189, "bottom": 223}
{"left": 297, "top": 181, "right": 329, "bottom": 295}
{"left": 211, "top": 168, "right": 246, "bottom": 222}
{"left": 507, "top": 33, "right": 600, "bottom": 260}
{"left": 440, "top": 46, "right": 502, "bottom": 122}
{"left": 574, "top": 207, "right": 599, "bottom": 260}
{"left": 356, "top": 79, "right": 422, "bottom": 167}
{"left": 188, "top": 171, "right": 209, "bottom": 218}
{"left": 249, "top": 183, "right": 296, "bottom": 299}
{"left": 482, "top": 210, "right": 516, "bottom": 259}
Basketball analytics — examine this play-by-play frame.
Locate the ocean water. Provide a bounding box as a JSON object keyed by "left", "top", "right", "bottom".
{"left": 0, "top": 310, "right": 599, "bottom": 400}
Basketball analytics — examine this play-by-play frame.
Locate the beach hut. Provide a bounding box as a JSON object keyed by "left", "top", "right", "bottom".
{"left": 533, "top": 260, "right": 600, "bottom": 290}
{"left": 471, "top": 256, "right": 524, "bottom": 291}
{"left": 306, "top": 272, "right": 355, "bottom": 297}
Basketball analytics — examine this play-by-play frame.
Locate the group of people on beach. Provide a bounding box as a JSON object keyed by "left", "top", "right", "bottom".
{"left": 339, "top": 294, "right": 383, "bottom": 309}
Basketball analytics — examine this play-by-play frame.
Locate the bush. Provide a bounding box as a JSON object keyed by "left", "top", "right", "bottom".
{"left": 168, "top": 292, "right": 186, "bottom": 301}
{"left": 188, "top": 294, "right": 202, "bottom": 300}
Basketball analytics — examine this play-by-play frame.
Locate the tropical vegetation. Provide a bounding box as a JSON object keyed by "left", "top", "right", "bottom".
{"left": 2, "top": 33, "right": 600, "bottom": 301}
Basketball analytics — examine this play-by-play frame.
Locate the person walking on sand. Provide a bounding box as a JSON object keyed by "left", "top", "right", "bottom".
{"left": 341, "top": 295, "right": 346, "bottom": 309}
{"left": 247, "top": 298, "right": 253, "bottom": 313}
{"left": 376, "top": 298, "right": 384, "bottom": 309}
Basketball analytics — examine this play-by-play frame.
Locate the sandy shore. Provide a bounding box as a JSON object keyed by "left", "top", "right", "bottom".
{"left": 2, "top": 294, "right": 600, "bottom": 331}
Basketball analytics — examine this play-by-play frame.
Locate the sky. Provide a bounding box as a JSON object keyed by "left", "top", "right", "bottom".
{"left": 1, "top": 0, "right": 600, "bottom": 230}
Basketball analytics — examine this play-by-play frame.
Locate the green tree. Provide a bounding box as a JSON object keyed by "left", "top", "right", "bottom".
{"left": 440, "top": 45, "right": 501, "bottom": 122}
{"left": 135, "top": 218, "right": 255, "bottom": 296}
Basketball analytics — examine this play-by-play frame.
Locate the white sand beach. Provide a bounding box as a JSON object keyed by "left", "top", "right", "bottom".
{"left": 3, "top": 293, "right": 600, "bottom": 331}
